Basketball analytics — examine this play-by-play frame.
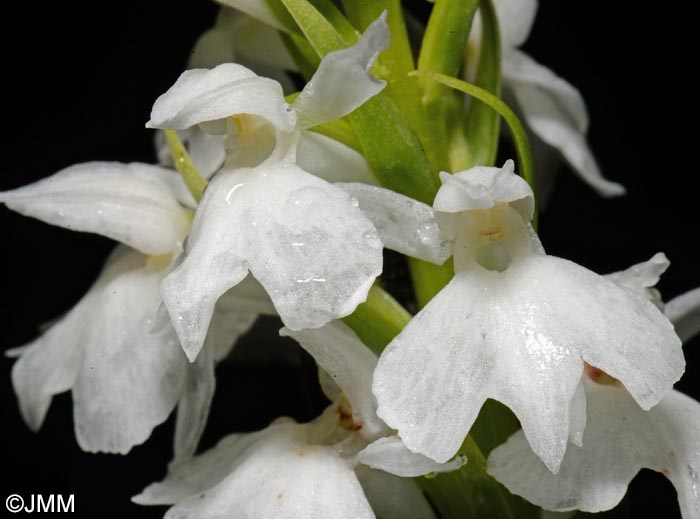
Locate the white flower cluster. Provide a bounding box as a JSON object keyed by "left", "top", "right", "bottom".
{"left": 2, "top": 1, "right": 698, "bottom": 518}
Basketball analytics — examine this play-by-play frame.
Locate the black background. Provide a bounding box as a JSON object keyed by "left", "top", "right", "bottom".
{"left": 1, "top": 1, "right": 698, "bottom": 518}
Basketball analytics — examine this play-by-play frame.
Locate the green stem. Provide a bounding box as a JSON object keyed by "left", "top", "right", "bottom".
{"left": 342, "top": 283, "right": 410, "bottom": 355}
{"left": 164, "top": 130, "right": 207, "bottom": 203}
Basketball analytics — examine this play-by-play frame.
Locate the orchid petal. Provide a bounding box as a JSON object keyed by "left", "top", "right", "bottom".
{"left": 488, "top": 382, "right": 700, "bottom": 517}
{"left": 188, "top": 26, "right": 236, "bottom": 70}
{"left": 297, "top": 131, "right": 378, "bottom": 185}
{"left": 492, "top": 0, "right": 538, "bottom": 48}
{"left": 606, "top": 252, "right": 669, "bottom": 309}
{"left": 354, "top": 465, "right": 437, "bottom": 519}
{"left": 292, "top": 13, "right": 389, "bottom": 129}
{"left": 207, "top": 277, "right": 277, "bottom": 363}
{"left": 281, "top": 322, "right": 385, "bottom": 439}
{"left": 468, "top": 0, "right": 538, "bottom": 66}
{"left": 504, "top": 50, "right": 625, "bottom": 197}
{"left": 73, "top": 251, "right": 188, "bottom": 454}
{"left": 357, "top": 435, "right": 464, "bottom": 477}
{"left": 215, "top": 0, "right": 287, "bottom": 32}
{"left": 0, "top": 162, "right": 190, "bottom": 255}
{"left": 567, "top": 381, "right": 586, "bottom": 447}
{"left": 163, "top": 161, "right": 382, "bottom": 358}
{"left": 137, "top": 421, "right": 374, "bottom": 519}
{"left": 434, "top": 160, "right": 534, "bottom": 221}
{"left": 173, "top": 343, "right": 216, "bottom": 463}
{"left": 374, "top": 253, "right": 683, "bottom": 472}
{"left": 147, "top": 64, "right": 296, "bottom": 133}
{"left": 11, "top": 301, "right": 87, "bottom": 431}
{"left": 230, "top": 14, "right": 296, "bottom": 71}
{"left": 134, "top": 428, "right": 269, "bottom": 505}
{"left": 665, "top": 287, "right": 700, "bottom": 343}
{"left": 190, "top": 10, "right": 295, "bottom": 89}
{"left": 336, "top": 182, "right": 452, "bottom": 264}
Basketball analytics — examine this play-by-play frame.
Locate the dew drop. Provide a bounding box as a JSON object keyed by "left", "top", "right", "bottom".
{"left": 363, "top": 231, "right": 382, "bottom": 249}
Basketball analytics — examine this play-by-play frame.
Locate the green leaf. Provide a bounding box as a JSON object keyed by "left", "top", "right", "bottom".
{"left": 280, "top": 0, "right": 347, "bottom": 54}
{"left": 345, "top": 98, "right": 438, "bottom": 204}
{"left": 340, "top": 0, "right": 438, "bottom": 171}
{"left": 418, "top": 0, "right": 480, "bottom": 173}
{"left": 164, "top": 130, "right": 207, "bottom": 202}
{"left": 469, "top": 399, "right": 520, "bottom": 455}
{"left": 308, "top": 119, "right": 361, "bottom": 152}
{"left": 280, "top": 0, "right": 439, "bottom": 204}
{"left": 342, "top": 283, "right": 411, "bottom": 355}
{"left": 279, "top": 31, "right": 320, "bottom": 79}
{"left": 464, "top": 0, "right": 502, "bottom": 168}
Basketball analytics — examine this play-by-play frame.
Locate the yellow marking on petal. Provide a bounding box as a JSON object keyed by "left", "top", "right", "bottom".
{"left": 231, "top": 114, "right": 260, "bottom": 147}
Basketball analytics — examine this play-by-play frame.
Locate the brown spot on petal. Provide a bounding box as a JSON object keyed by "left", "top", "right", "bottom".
{"left": 584, "top": 363, "right": 620, "bottom": 386}
{"left": 661, "top": 468, "right": 671, "bottom": 477}
{"left": 277, "top": 493, "right": 283, "bottom": 500}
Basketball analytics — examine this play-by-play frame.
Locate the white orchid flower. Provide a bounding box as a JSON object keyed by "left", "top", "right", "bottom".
{"left": 147, "top": 14, "right": 450, "bottom": 362}
{"left": 469, "top": 0, "right": 625, "bottom": 197}
{"left": 372, "top": 161, "right": 683, "bottom": 474}
{"left": 1, "top": 162, "right": 273, "bottom": 457}
{"left": 134, "top": 322, "right": 462, "bottom": 518}
{"left": 489, "top": 379, "right": 700, "bottom": 518}
{"left": 487, "top": 259, "right": 700, "bottom": 518}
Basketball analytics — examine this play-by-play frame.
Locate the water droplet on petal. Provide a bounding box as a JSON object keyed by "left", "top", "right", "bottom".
{"left": 362, "top": 231, "right": 382, "bottom": 249}
{"left": 349, "top": 196, "right": 359, "bottom": 208}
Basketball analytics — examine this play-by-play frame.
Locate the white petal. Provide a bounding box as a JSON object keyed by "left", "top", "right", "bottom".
{"left": 163, "top": 162, "right": 382, "bottom": 357}
{"left": 147, "top": 63, "right": 296, "bottom": 133}
{"left": 297, "top": 131, "right": 378, "bottom": 185}
{"left": 73, "top": 250, "right": 189, "bottom": 454}
{"left": 11, "top": 246, "right": 138, "bottom": 431}
{"left": 493, "top": 0, "right": 538, "bottom": 48}
{"left": 173, "top": 343, "right": 216, "bottom": 463}
{"left": 188, "top": 25, "right": 236, "bottom": 70}
{"left": 665, "top": 287, "right": 700, "bottom": 344}
{"left": 208, "top": 276, "right": 277, "bottom": 362}
{"left": 357, "top": 435, "right": 464, "bottom": 477}
{"left": 504, "top": 50, "right": 625, "bottom": 197}
{"left": 434, "top": 160, "right": 534, "bottom": 221}
{"left": 374, "top": 254, "right": 683, "bottom": 472}
{"left": 354, "top": 465, "right": 437, "bottom": 519}
{"left": 230, "top": 13, "right": 296, "bottom": 71}
{"left": 281, "top": 322, "right": 385, "bottom": 439}
{"left": 504, "top": 50, "right": 588, "bottom": 133}
{"left": 488, "top": 381, "right": 700, "bottom": 517}
{"left": 374, "top": 273, "right": 498, "bottom": 465}
{"left": 606, "top": 252, "right": 669, "bottom": 309}
{"left": 134, "top": 428, "right": 268, "bottom": 505}
{"left": 337, "top": 182, "right": 452, "bottom": 264}
{"left": 567, "top": 381, "right": 586, "bottom": 447}
{"left": 215, "top": 0, "right": 287, "bottom": 32}
{"left": 0, "top": 162, "right": 190, "bottom": 255}
{"left": 11, "top": 301, "right": 87, "bottom": 431}
{"left": 138, "top": 421, "right": 375, "bottom": 519}
{"left": 292, "top": 13, "right": 389, "bottom": 129}
{"left": 189, "top": 10, "right": 296, "bottom": 88}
